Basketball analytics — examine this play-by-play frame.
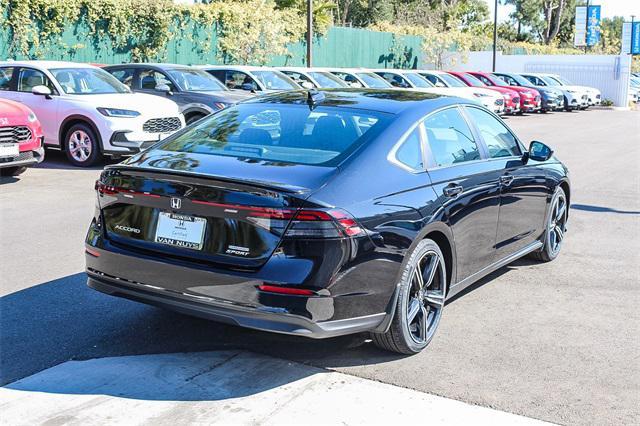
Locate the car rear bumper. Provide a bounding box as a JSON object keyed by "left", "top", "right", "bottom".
{"left": 87, "top": 269, "right": 386, "bottom": 338}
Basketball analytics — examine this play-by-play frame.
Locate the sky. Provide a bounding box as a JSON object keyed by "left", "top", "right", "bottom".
{"left": 484, "top": 0, "right": 640, "bottom": 23}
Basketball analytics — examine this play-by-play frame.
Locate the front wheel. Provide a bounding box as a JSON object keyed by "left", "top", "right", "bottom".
{"left": 64, "top": 124, "right": 102, "bottom": 167}
{"left": 530, "top": 186, "right": 568, "bottom": 262}
{"left": 371, "top": 239, "right": 446, "bottom": 355}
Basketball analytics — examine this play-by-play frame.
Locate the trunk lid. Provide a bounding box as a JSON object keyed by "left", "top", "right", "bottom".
{"left": 98, "top": 157, "right": 338, "bottom": 269}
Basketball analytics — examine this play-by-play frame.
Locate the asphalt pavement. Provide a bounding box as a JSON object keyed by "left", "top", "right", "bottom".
{"left": 1, "top": 108, "right": 639, "bottom": 425}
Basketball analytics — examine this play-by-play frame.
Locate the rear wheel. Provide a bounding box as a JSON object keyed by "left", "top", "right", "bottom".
{"left": 64, "top": 124, "right": 101, "bottom": 167}
{"left": 0, "top": 166, "right": 27, "bottom": 177}
{"left": 371, "top": 239, "right": 446, "bottom": 355}
{"left": 530, "top": 186, "right": 568, "bottom": 262}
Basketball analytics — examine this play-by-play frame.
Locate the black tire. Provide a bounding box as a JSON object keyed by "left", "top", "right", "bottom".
{"left": 64, "top": 123, "right": 101, "bottom": 167}
{"left": 186, "top": 113, "right": 206, "bottom": 125}
{"left": 0, "top": 166, "right": 27, "bottom": 177}
{"left": 529, "top": 186, "right": 568, "bottom": 262}
{"left": 371, "top": 238, "right": 447, "bottom": 355}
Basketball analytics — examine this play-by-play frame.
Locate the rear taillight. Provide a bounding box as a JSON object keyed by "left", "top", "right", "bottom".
{"left": 283, "top": 208, "right": 363, "bottom": 239}
{"left": 258, "top": 284, "right": 316, "bottom": 296}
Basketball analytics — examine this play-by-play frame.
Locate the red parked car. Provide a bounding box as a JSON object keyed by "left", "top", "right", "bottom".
{"left": 466, "top": 71, "right": 542, "bottom": 113}
{"left": 0, "top": 99, "right": 44, "bottom": 176}
{"left": 446, "top": 71, "right": 523, "bottom": 115}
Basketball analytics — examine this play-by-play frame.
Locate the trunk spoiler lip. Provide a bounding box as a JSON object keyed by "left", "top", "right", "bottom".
{"left": 103, "top": 164, "right": 332, "bottom": 195}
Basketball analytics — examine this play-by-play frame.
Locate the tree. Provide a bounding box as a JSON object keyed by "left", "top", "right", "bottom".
{"left": 504, "top": 0, "right": 575, "bottom": 45}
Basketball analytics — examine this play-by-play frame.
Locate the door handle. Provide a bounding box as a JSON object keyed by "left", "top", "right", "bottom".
{"left": 443, "top": 184, "right": 463, "bottom": 197}
{"left": 500, "top": 175, "right": 515, "bottom": 186}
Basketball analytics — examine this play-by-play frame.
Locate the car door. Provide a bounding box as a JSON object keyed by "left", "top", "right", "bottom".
{"left": 423, "top": 106, "right": 502, "bottom": 283}
{"left": 463, "top": 106, "right": 549, "bottom": 260}
{"left": 15, "top": 67, "right": 60, "bottom": 146}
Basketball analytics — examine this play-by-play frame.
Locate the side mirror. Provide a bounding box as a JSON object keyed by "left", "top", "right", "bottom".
{"left": 32, "top": 85, "right": 52, "bottom": 98}
{"left": 527, "top": 140, "right": 554, "bottom": 162}
{"left": 156, "top": 84, "right": 172, "bottom": 95}
{"left": 300, "top": 81, "right": 315, "bottom": 89}
{"left": 241, "top": 82, "right": 256, "bottom": 91}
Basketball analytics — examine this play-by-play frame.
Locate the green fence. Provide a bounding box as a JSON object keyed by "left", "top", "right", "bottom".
{"left": 0, "top": 19, "right": 423, "bottom": 68}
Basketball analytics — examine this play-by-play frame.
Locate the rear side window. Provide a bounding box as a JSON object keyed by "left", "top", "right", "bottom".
{"left": 0, "top": 67, "right": 13, "bottom": 91}
{"left": 424, "top": 108, "right": 479, "bottom": 167}
{"left": 139, "top": 70, "right": 173, "bottom": 91}
{"left": 394, "top": 127, "right": 424, "bottom": 171}
{"left": 465, "top": 107, "right": 521, "bottom": 158}
{"left": 157, "top": 104, "right": 391, "bottom": 166}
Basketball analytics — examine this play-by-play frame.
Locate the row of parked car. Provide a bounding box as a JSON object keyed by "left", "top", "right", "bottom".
{"left": 0, "top": 60, "right": 606, "bottom": 173}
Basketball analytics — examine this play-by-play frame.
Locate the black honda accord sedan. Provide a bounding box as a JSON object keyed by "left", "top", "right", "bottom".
{"left": 85, "top": 89, "right": 570, "bottom": 354}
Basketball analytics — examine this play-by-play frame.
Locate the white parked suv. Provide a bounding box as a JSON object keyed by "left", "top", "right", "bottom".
{"left": 0, "top": 61, "right": 185, "bottom": 167}
{"left": 200, "top": 65, "right": 300, "bottom": 94}
{"left": 542, "top": 73, "right": 601, "bottom": 106}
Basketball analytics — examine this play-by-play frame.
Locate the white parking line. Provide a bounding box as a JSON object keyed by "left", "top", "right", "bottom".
{"left": 0, "top": 351, "right": 552, "bottom": 425}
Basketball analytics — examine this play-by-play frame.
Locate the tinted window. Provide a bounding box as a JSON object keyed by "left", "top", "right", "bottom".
{"left": 403, "top": 73, "right": 433, "bottom": 88}
{"left": 282, "top": 71, "right": 314, "bottom": 87}
{"left": 332, "top": 72, "right": 363, "bottom": 88}
{"left": 109, "top": 68, "right": 135, "bottom": 88}
{"left": 225, "top": 71, "right": 256, "bottom": 90}
{"left": 475, "top": 74, "right": 493, "bottom": 86}
{"left": 17, "top": 68, "right": 56, "bottom": 93}
{"left": 158, "top": 104, "right": 391, "bottom": 166}
{"left": 424, "top": 108, "right": 479, "bottom": 167}
{"left": 395, "top": 127, "right": 423, "bottom": 170}
{"left": 378, "top": 72, "right": 408, "bottom": 88}
{"left": 139, "top": 70, "right": 173, "bottom": 91}
{"left": 465, "top": 107, "right": 521, "bottom": 158}
{"left": 495, "top": 74, "right": 519, "bottom": 86}
{"left": 0, "top": 67, "right": 13, "bottom": 91}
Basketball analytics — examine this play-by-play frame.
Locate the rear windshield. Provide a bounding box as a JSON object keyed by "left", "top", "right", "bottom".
{"left": 157, "top": 103, "right": 392, "bottom": 166}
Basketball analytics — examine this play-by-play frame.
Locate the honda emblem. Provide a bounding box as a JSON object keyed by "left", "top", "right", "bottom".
{"left": 170, "top": 197, "right": 182, "bottom": 210}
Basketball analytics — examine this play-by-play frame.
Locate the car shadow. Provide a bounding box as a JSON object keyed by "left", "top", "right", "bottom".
{"left": 571, "top": 203, "right": 640, "bottom": 215}
{"left": 36, "top": 150, "right": 120, "bottom": 171}
{"left": 1, "top": 257, "right": 533, "bottom": 390}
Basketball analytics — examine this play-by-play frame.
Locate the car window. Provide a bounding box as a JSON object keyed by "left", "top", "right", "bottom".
{"left": 496, "top": 74, "right": 518, "bottom": 86}
{"left": 109, "top": 68, "right": 135, "bottom": 88}
{"left": 332, "top": 72, "right": 363, "bottom": 88}
{"left": 225, "top": 71, "right": 257, "bottom": 90}
{"left": 50, "top": 67, "right": 128, "bottom": 94}
{"left": 252, "top": 71, "right": 298, "bottom": 90}
{"left": 166, "top": 68, "right": 225, "bottom": 92}
{"left": 17, "top": 68, "right": 56, "bottom": 93}
{"left": 158, "top": 104, "right": 392, "bottom": 166}
{"left": 475, "top": 74, "right": 493, "bottom": 86}
{"left": 465, "top": 107, "right": 521, "bottom": 158}
{"left": 0, "top": 67, "right": 13, "bottom": 91}
{"left": 394, "top": 126, "right": 423, "bottom": 171}
{"left": 282, "top": 71, "right": 314, "bottom": 87}
{"left": 378, "top": 72, "right": 408, "bottom": 88}
{"left": 355, "top": 72, "right": 391, "bottom": 88}
{"left": 420, "top": 73, "right": 442, "bottom": 87}
{"left": 308, "top": 72, "right": 347, "bottom": 88}
{"left": 403, "top": 73, "right": 433, "bottom": 88}
{"left": 424, "top": 108, "right": 479, "bottom": 167}
{"left": 139, "top": 69, "right": 174, "bottom": 91}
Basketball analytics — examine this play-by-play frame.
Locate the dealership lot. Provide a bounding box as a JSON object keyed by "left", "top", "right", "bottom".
{"left": 1, "top": 109, "right": 639, "bottom": 424}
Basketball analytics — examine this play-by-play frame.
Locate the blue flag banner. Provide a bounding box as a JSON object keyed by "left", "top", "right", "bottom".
{"left": 586, "top": 5, "right": 601, "bottom": 46}
{"left": 632, "top": 22, "right": 640, "bottom": 54}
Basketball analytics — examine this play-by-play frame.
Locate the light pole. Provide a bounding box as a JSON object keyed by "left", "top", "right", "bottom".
{"left": 492, "top": 0, "right": 498, "bottom": 72}
{"left": 306, "top": 0, "right": 313, "bottom": 67}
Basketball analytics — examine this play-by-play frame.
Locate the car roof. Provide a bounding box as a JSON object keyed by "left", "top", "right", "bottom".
{"left": 197, "top": 65, "right": 277, "bottom": 72}
{"left": 104, "top": 63, "right": 198, "bottom": 70}
{"left": 243, "top": 88, "right": 470, "bottom": 115}
{"left": 0, "top": 60, "right": 96, "bottom": 70}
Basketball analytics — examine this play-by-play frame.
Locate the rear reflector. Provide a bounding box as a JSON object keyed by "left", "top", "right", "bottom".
{"left": 85, "top": 247, "right": 101, "bottom": 257}
{"left": 258, "top": 284, "right": 316, "bottom": 296}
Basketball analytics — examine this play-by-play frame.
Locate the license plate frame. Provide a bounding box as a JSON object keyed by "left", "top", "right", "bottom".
{"left": 154, "top": 212, "right": 206, "bottom": 250}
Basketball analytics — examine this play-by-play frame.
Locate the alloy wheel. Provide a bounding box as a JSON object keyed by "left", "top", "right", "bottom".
{"left": 68, "top": 130, "right": 93, "bottom": 163}
{"left": 406, "top": 250, "right": 445, "bottom": 345}
{"left": 548, "top": 192, "right": 567, "bottom": 256}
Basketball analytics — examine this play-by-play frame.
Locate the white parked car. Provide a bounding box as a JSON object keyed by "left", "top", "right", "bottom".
{"left": 416, "top": 70, "right": 505, "bottom": 114}
{"left": 200, "top": 65, "right": 300, "bottom": 93}
{"left": 0, "top": 61, "right": 185, "bottom": 167}
{"left": 520, "top": 73, "right": 590, "bottom": 110}
{"left": 275, "top": 67, "right": 348, "bottom": 89}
